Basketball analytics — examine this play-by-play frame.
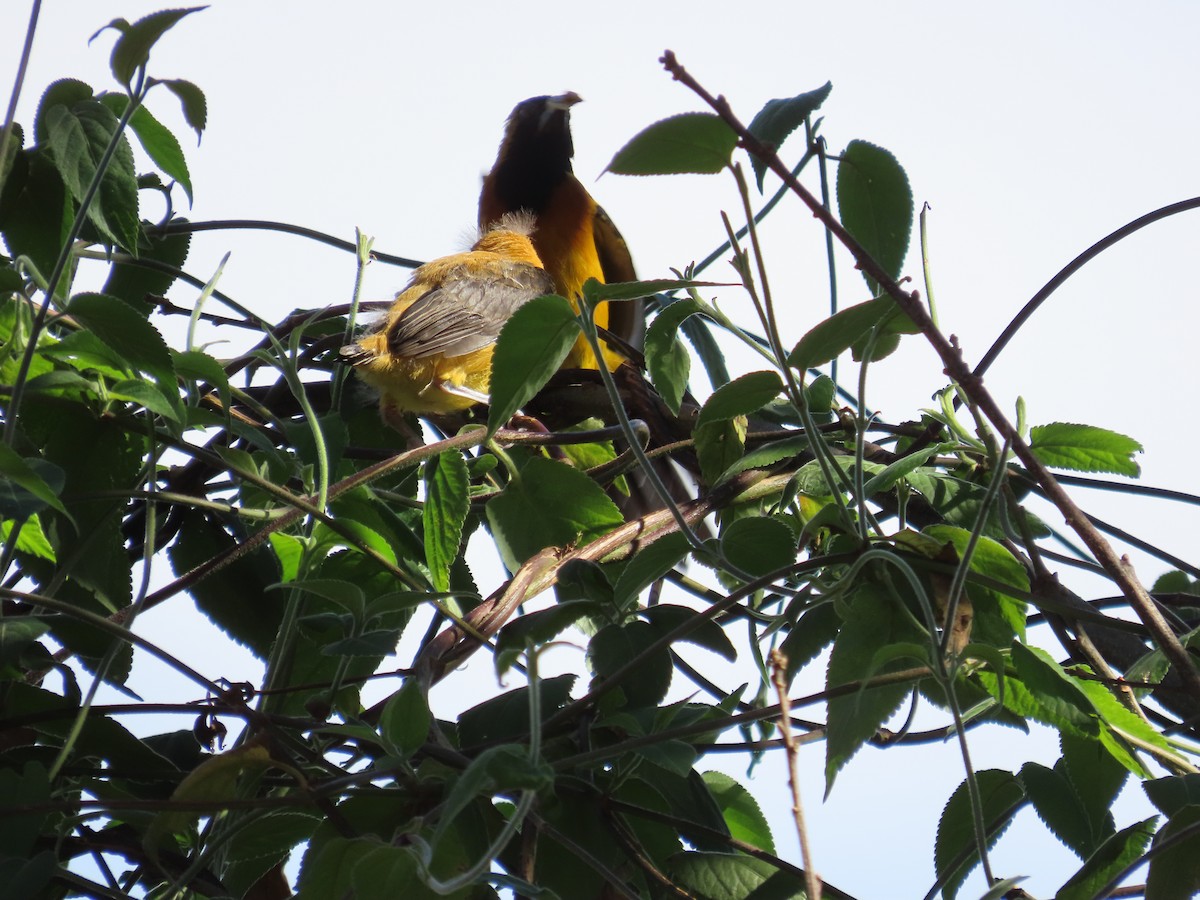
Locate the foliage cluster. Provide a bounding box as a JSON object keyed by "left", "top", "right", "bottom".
{"left": 2, "top": 8, "right": 1200, "bottom": 900}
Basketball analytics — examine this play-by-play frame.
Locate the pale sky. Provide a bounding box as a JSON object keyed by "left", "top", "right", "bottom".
{"left": 5, "top": 2, "right": 1199, "bottom": 896}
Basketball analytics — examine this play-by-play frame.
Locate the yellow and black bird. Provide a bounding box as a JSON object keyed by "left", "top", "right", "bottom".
{"left": 479, "top": 92, "right": 643, "bottom": 372}
{"left": 340, "top": 212, "right": 553, "bottom": 429}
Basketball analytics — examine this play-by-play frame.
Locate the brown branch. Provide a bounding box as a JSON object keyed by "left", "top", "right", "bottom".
{"left": 659, "top": 49, "right": 1200, "bottom": 701}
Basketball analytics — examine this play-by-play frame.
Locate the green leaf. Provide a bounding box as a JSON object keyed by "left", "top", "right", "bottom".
{"left": 1061, "top": 732, "right": 1127, "bottom": 833}
{"left": 97, "top": 7, "right": 206, "bottom": 87}
{"left": 607, "top": 112, "right": 737, "bottom": 176}
{"left": 746, "top": 82, "right": 833, "bottom": 190}
{"left": 788, "top": 295, "right": 917, "bottom": 371}
{"left": 666, "top": 851, "right": 806, "bottom": 899}
{"left": 103, "top": 222, "right": 191, "bottom": 315}
{"left": 0, "top": 149, "right": 72, "bottom": 294}
{"left": 108, "top": 377, "right": 181, "bottom": 420}
{"left": 100, "top": 94, "right": 193, "bottom": 203}
{"left": 645, "top": 296, "right": 702, "bottom": 415}
{"left": 222, "top": 811, "right": 322, "bottom": 898}
{"left": 495, "top": 600, "right": 602, "bottom": 674}
{"left": 933, "top": 769, "right": 1026, "bottom": 900}
{"left": 1029, "top": 422, "right": 1143, "bottom": 477}
{"left": 1020, "top": 760, "right": 1109, "bottom": 860}
{"left": 423, "top": 450, "right": 468, "bottom": 592}
{"left": 173, "top": 348, "right": 230, "bottom": 412}
{"left": 0, "top": 762, "right": 50, "bottom": 859}
{"left": 1145, "top": 775, "right": 1200, "bottom": 818}
{"left": 486, "top": 455, "right": 623, "bottom": 570}
{"left": 379, "top": 680, "right": 430, "bottom": 759}
{"left": 0, "top": 443, "right": 67, "bottom": 518}
{"left": 825, "top": 579, "right": 926, "bottom": 791}
{"left": 65, "top": 292, "right": 175, "bottom": 387}
{"left": 641, "top": 603, "right": 737, "bottom": 662}
{"left": 156, "top": 78, "right": 207, "bottom": 139}
{"left": 295, "top": 835, "right": 379, "bottom": 900}
{"left": 588, "top": 620, "right": 672, "bottom": 708}
{"left": 1146, "top": 806, "right": 1200, "bottom": 900}
{"left": 458, "top": 674, "right": 575, "bottom": 747}
{"left": 862, "top": 445, "right": 945, "bottom": 496}
{"left": 0, "top": 616, "right": 50, "bottom": 667}
{"left": 431, "top": 744, "right": 553, "bottom": 848}
{"left": 487, "top": 293, "right": 577, "bottom": 434}
{"left": 716, "top": 434, "right": 809, "bottom": 485}
{"left": 43, "top": 100, "right": 139, "bottom": 253}
{"left": 720, "top": 516, "right": 796, "bottom": 577}
{"left": 613, "top": 531, "right": 691, "bottom": 609}
{"left": 836, "top": 139, "right": 913, "bottom": 295}
{"left": 703, "top": 771, "right": 776, "bottom": 854}
{"left": 695, "top": 418, "right": 746, "bottom": 486}
{"left": 922, "top": 524, "right": 1029, "bottom": 645}
{"left": 1009, "top": 642, "right": 1098, "bottom": 737}
{"left": 696, "top": 370, "right": 783, "bottom": 429}
{"left": 168, "top": 511, "right": 286, "bottom": 659}
{"left": 1056, "top": 817, "right": 1156, "bottom": 900}
{"left": 779, "top": 601, "right": 840, "bottom": 684}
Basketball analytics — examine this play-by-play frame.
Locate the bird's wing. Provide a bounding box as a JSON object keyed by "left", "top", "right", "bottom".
{"left": 386, "top": 260, "right": 554, "bottom": 359}
{"left": 593, "top": 202, "right": 645, "bottom": 352}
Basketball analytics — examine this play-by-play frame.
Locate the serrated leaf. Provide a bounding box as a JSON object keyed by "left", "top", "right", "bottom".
{"left": 98, "top": 7, "right": 206, "bottom": 87}
{"left": 702, "top": 771, "right": 776, "bottom": 855}
{"left": 1020, "top": 760, "right": 1105, "bottom": 860}
{"left": 0, "top": 444, "right": 67, "bottom": 518}
{"left": 1146, "top": 806, "right": 1200, "bottom": 900}
{"left": 779, "top": 601, "right": 840, "bottom": 684}
{"left": 720, "top": 516, "right": 796, "bottom": 577}
{"left": 642, "top": 603, "right": 737, "bottom": 662}
{"left": 423, "top": 450, "right": 468, "bottom": 592}
{"left": 666, "top": 851, "right": 807, "bottom": 900}
{"left": 613, "top": 531, "right": 691, "bottom": 608}
{"left": 487, "top": 293, "right": 577, "bottom": 434}
{"left": 788, "top": 295, "right": 917, "bottom": 371}
{"left": 922, "top": 525, "right": 1029, "bottom": 646}
{"left": 645, "top": 296, "right": 702, "bottom": 415}
{"left": 486, "top": 455, "right": 623, "bottom": 570}
{"left": 1056, "top": 817, "right": 1156, "bottom": 900}
{"left": 716, "top": 434, "right": 809, "bottom": 485}
{"left": 101, "top": 94, "right": 193, "bottom": 203}
{"left": 933, "top": 769, "right": 1025, "bottom": 900}
{"left": 587, "top": 620, "right": 672, "bottom": 708}
{"left": 836, "top": 139, "right": 913, "bottom": 295}
{"left": 431, "top": 744, "right": 552, "bottom": 848}
{"left": 1010, "top": 642, "right": 1098, "bottom": 737}
{"left": 494, "top": 600, "right": 601, "bottom": 674}
{"left": 173, "top": 348, "right": 230, "bottom": 411}
{"left": 695, "top": 417, "right": 746, "bottom": 485}
{"left": 607, "top": 112, "right": 737, "bottom": 176}
{"left": 379, "top": 680, "right": 430, "bottom": 759}
{"left": 825, "top": 579, "right": 926, "bottom": 791}
{"left": 747, "top": 82, "right": 833, "bottom": 190}
{"left": 1029, "top": 422, "right": 1143, "bottom": 476}
{"left": 43, "top": 100, "right": 139, "bottom": 253}
{"left": 108, "top": 377, "right": 181, "bottom": 420}
{"left": 696, "top": 370, "right": 783, "bottom": 428}
{"left": 1145, "top": 775, "right": 1200, "bottom": 818}
{"left": 65, "top": 292, "right": 175, "bottom": 386}
{"left": 156, "top": 78, "right": 207, "bottom": 139}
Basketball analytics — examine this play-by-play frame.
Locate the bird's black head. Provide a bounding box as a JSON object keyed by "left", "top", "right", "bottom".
{"left": 489, "top": 92, "right": 581, "bottom": 211}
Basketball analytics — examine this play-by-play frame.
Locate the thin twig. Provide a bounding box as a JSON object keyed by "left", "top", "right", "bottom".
{"left": 769, "top": 649, "right": 821, "bottom": 900}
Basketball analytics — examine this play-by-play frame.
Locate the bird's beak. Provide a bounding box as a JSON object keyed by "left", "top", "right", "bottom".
{"left": 547, "top": 92, "right": 583, "bottom": 112}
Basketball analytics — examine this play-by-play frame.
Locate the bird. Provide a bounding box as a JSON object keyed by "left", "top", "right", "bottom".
{"left": 479, "top": 92, "right": 643, "bottom": 372}
{"left": 479, "top": 94, "right": 704, "bottom": 527}
{"left": 340, "top": 212, "right": 554, "bottom": 432}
